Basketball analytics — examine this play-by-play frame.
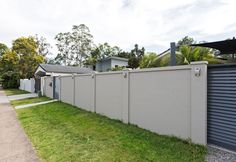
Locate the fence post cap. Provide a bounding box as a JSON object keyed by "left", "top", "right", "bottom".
{"left": 190, "top": 61, "right": 208, "bottom": 65}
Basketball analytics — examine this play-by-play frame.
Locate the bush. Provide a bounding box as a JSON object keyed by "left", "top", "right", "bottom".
{"left": 1, "top": 71, "right": 20, "bottom": 89}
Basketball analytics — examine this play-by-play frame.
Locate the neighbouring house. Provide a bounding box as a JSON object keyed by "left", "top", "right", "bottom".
{"left": 34, "top": 64, "right": 93, "bottom": 93}
{"left": 95, "top": 56, "right": 128, "bottom": 72}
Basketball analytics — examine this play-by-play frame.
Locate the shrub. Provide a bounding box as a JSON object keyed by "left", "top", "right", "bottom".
{"left": 1, "top": 71, "right": 20, "bottom": 89}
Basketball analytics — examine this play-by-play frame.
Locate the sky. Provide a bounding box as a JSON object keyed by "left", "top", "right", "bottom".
{"left": 1, "top": 0, "right": 236, "bottom": 56}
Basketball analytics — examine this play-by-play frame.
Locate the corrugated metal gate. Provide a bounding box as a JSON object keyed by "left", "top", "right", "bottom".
{"left": 208, "top": 64, "right": 236, "bottom": 151}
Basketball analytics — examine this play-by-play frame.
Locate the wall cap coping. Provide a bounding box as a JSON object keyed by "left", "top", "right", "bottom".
{"left": 190, "top": 61, "right": 208, "bottom": 65}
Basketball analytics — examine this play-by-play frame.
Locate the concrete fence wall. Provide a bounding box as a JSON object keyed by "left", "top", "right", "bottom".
{"left": 19, "top": 78, "right": 35, "bottom": 93}
{"left": 45, "top": 61, "right": 207, "bottom": 145}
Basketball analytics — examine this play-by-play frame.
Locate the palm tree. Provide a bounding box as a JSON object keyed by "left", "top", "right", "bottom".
{"left": 180, "top": 45, "right": 223, "bottom": 64}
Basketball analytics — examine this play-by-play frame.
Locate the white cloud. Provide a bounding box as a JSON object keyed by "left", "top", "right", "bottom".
{"left": 0, "top": 0, "right": 236, "bottom": 55}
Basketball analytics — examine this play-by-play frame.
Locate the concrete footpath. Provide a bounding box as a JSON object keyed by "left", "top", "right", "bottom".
{"left": 0, "top": 88, "right": 39, "bottom": 162}
{"left": 8, "top": 93, "right": 38, "bottom": 101}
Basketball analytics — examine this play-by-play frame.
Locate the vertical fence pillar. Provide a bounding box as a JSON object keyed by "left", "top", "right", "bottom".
{"left": 59, "top": 76, "right": 61, "bottom": 101}
{"left": 92, "top": 72, "right": 96, "bottom": 112}
{"left": 72, "top": 74, "right": 75, "bottom": 106}
{"left": 190, "top": 61, "right": 208, "bottom": 145}
{"left": 122, "top": 70, "right": 129, "bottom": 123}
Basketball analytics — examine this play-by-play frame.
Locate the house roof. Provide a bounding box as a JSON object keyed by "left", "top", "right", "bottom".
{"left": 190, "top": 38, "right": 236, "bottom": 55}
{"left": 38, "top": 64, "right": 93, "bottom": 74}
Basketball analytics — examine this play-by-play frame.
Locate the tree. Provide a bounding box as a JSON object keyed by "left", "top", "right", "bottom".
{"left": 0, "top": 50, "right": 19, "bottom": 73}
{"left": 0, "top": 43, "right": 8, "bottom": 57}
{"left": 55, "top": 24, "right": 94, "bottom": 66}
{"left": 35, "top": 35, "right": 52, "bottom": 57}
{"left": 177, "top": 36, "right": 195, "bottom": 47}
{"left": 129, "top": 44, "right": 145, "bottom": 69}
{"left": 71, "top": 24, "right": 93, "bottom": 66}
{"left": 12, "top": 36, "right": 44, "bottom": 78}
{"left": 180, "top": 45, "right": 222, "bottom": 64}
{"left": 140, "top": 51, "right": 185, "bottom": 68}
{"left": 1, "top": 71, "right": 20, "bottom": 89}
{"left": 55, "top": 32, "right": 72, "bottom": 65}
{"left": 0, "top": 50, "right": 20, "bottom": 88}
{"left": 84, "top": 43, "right": 122, "bottom": 68}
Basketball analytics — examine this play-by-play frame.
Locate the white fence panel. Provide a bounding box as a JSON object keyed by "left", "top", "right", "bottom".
{"left": 74, "top": 75, "right": 94, "bottom": 112}
{"left": 129, "top": 69, "right": 191, "bottom": 139}
{"left": 60, "top": 76, "right": 74, "bottom": 105}
{"left": 19, "top": 78, "right": 35, "bottom": 93}
{"left": 95, "top": 73, "right": 123, "bottom": 120}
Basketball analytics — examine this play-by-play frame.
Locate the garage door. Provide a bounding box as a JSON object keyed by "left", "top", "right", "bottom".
{"left": 208, "top": 64, "right": 236, "bottom": 151}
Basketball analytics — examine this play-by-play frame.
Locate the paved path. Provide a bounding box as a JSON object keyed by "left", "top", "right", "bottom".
{"left": 8, "top": 93, "right": 38, "bottom": 101}
{"left": 206, "top": 145, "right": 236, "bottom": 162}
{"left": 0, "top": 88, "right": 39, "bottom": 162}
{"left": 15, "top": 99, "right": 57, "bottom": 109}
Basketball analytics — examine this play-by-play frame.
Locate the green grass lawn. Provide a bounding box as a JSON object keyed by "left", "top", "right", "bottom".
{"left": 11, "top": 97, "right": 51, "bottom": 107}
{"left": 16, "top": 102, "right": 206, "bottom": 162}
{"left": 4, "top": 88, "right": 29, "bottom": 96}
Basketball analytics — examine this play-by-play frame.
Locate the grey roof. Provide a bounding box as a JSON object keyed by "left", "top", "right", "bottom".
{"left": 39, "top": 64, "right": 93, "bottom": 74}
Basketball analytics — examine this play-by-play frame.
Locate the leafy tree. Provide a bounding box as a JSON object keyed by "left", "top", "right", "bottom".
{"left": 157, "top": 52, "right": 185, "bottom": 67}
{"left": 55, "top": 24, "right": 94, "bottom": 66}
{"left": 1, "top": 71, "right": 20, "bottom": 89}
{"left": 35, "top": 35, "right": 52, "bottom": 57}
{"left": 179, "top": 45, "right": 222, "bottom": 64}
{"left": 0, "top": 50, "right": 20, "bottom": 88}
{"left": 71, "top": 24, "right": 93, "bottom": 66}
{"left": 129, "top": 44, "right": 145, "bottom": 69}
{"left": 12, "top": 36, "right": 44, "bottom": 78}
{"left": 84, "top": 43, "right": 122, "bottom": 68}
{"left": 0, "top": 43, "right": 8, "bottom": 56}
{"left": 116, "top": 51, "right": 129, "bottom": 59}
{"left": 0, "top": 50, "right": 19, "bottom": 73}
{"left": 177, "top": 36, "right": 195, "bottom": 47}
{"left": 140, "top": 51, "right": 185, "bottom": 68}
{"left": 55, "top": 32, "right": 72, "bottom": 65}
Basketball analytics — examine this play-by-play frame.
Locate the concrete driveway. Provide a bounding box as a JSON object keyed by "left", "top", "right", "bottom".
{"left": 0, "top": 88, "right": 39, "bottom": 162}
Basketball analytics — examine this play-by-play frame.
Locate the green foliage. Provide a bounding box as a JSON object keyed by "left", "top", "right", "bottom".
{"left": 55, "top": 24, "right": 94, "bottom": 66}
{"left": 84, "top": 43, "right": 122, "bottom": 67}
{"left": 158, "top": 52, "right": 185, "bottom": 67}
{"left": 12, "top": 36, "right": 44, "bottom": 78}
{"left": 140, "top": 51, "right": 185, "bottom": 68}
{"left": 16, "top": 101, "right": 206, "bottom": 162}
{"left": 35, "top": 34, "right": 52, "bottom": 57}
{"left": 128, "top": 44, "right": 145, "bottom": 69}
{"left": 177, "top": 36, "right": 195, "bottom": 47}
{"left": 0, "top": 43, "right": 8, "bottom": 56}
{"left": 0, "top": 50, "right": 19, "bottom": 73}
{"left": 180, "top": 45, "right": 222, "bottom": 64}
{"left": 0, "top": 50, "right": 20, "bottom": 88}
{"left": 140, "top": 53, "right": 159, "bottom": 68}
{"left": 1, "top": 71, "right": 20, "bottom": 89}
{"left": 12, "top": 36, "right": 38, "bottom": 55}
{"left": 111, "top": 66, "right": 125, "bottom": 71}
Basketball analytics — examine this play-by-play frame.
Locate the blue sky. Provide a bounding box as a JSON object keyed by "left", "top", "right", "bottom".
{"left": 1, "top": 0, "right": 236, "bottom": 55}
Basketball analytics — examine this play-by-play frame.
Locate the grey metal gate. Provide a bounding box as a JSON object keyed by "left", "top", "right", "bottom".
{"left": 208, "top": 64, "right": 236, "bottom": 151}
{"left": 53, "top": 76, "right": 60, "bottom": 100}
